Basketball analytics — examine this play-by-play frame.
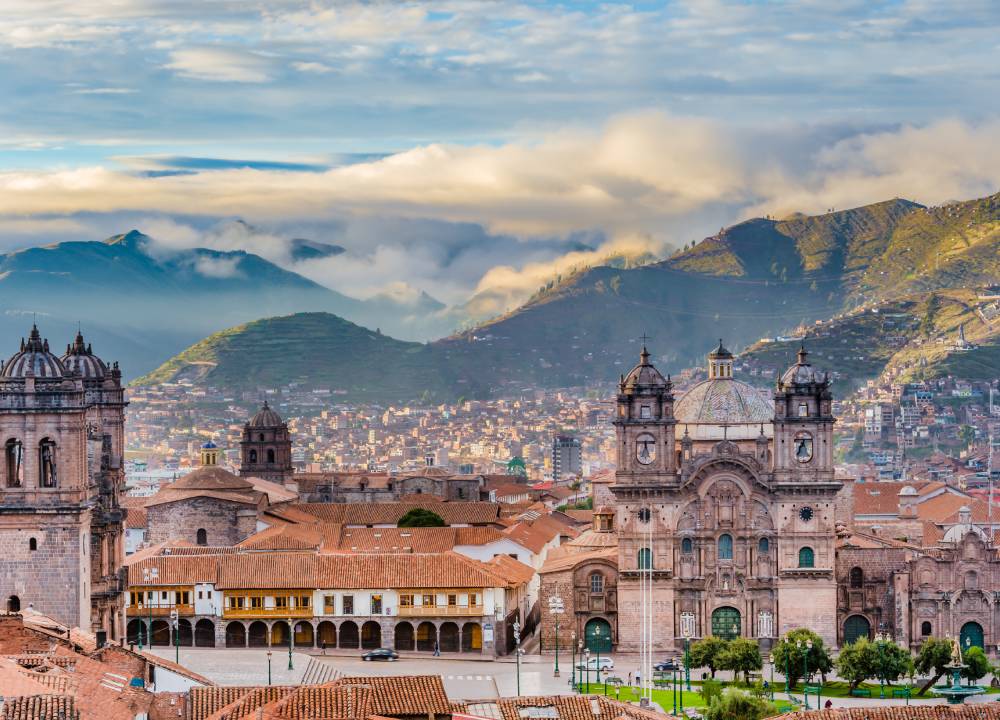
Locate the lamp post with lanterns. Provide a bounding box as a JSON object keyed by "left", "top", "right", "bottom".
{"left": 796, "top": 639, "right": 813, "bottom": 709}
{"left": 288, "top": 618, "right": 294, "bottom": 671}
{"left": 571, "top": 632, "right": 578, "bottom": 692}
{"left": 548, "top": 596, "right": 564, "bottom": 677}
{"left": 170, "top": 609, "right": 179, "bottom": 664}
{"left": 267, "top": 651, "right": 272, "bottom": 686}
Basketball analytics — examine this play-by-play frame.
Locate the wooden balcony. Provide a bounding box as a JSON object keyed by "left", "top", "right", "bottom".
{"left": 398, "top": 605, "right": 485, "bottom": 617}
{"left": 223, "top": 606, "right": 313, "bottom": 619}
{"left": 127, "top": 604, "right": 194, "bottom": 617}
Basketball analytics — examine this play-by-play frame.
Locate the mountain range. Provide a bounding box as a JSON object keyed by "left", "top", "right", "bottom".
{"left": 136, "top": 191, "right": 1000, "bottom": 401}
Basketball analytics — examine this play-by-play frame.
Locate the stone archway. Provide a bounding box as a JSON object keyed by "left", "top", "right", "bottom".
{"left": 225, "top": 621, "right": 246, "bottom": 647}
{"left": 151, "top": 620, "right": 170, "bottom": 646}
{"left": 361, "top": 621, "right": 382, "bottom": 649}
{"left": 843, "top": 615, "right": 871, "bottom": 645}
{"left": 176, "top": 619, "right": 193, "bottom": 646}
{"left": 271, "top": 621, "right": 291, "bottom": 647}
{"left": 317, "top": 621, "right": 336, "bottom": 649}
{"left": 584, "top": 617, "right": 612, "bottom": 652}
{"left": 439, "top": 622, "right": 459, "bottom": 652}
{"left": 416, "top": 621, "right": 437, "bottom": 652}
{"left": 961, "top": 621, "right": 984, "bottom": 650}
{"left": 195, "top": 619, "right": 215, "bottom": 647}
{"left": 127, "top": 619, "right": 147, "bottom": 646}
{"left": 395, "top": 622, "right": 415, "bottom": 651}
{"left": 294, "top": 621, "right": 314, "bottom": 647}
{"left": 339, "top": 621, "right": 359, "bottom": 649}
{"left": 248, "top": 621, "right": 268, "bottom": 647}
{"left": 461, "top": 622, "right": 482, "bottom": 652}
{"left": 711, "top": 606, "right": 740, "bottom": 640}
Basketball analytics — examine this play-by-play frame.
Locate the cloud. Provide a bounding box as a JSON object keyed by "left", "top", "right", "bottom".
{"left": 71, "top": 87, "right": 137, "bottom": 95}
{"left": 292, "top": 61, "right": 334, "bottom": 74}
{"left": 192, "top": 255, "right": 243, "bottom": 278}
{"left": 1, "top": 112, "right": 1000, "bottom": 312}
{"left": 164, "top": 47, "right": 274, "bottom": 82}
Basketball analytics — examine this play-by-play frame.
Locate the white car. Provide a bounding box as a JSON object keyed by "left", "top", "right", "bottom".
{"left": 575, "top": 657, "right": 614, "bottom": 671}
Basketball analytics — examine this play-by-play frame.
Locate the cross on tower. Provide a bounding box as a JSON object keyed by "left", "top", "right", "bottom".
{"left": 639, "top": 333, "right": 651, "bottom": 345}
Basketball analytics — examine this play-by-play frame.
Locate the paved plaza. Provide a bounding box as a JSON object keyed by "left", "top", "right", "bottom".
{"left": 150, "top": 648, "right": 1000, "bottom": 707}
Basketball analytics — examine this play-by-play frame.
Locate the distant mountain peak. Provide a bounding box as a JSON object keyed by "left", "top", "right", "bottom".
{"left": 104, "top": 229, "right": 148, "bottom": 247}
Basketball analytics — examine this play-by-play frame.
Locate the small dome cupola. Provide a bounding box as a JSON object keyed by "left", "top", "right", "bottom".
{"left": 60, "top": 329, "right": 108, "bottom": 379}
{"left": 2, "top": 325, "right": 66, "bottom": 379}
{"left": 707, "top": 339, "right": 733, "bottom": 379}
{"left": 620, "top": 343, "right": 671, "bottom": 395}
{"left": 780, "top": 343, "right": 827, "bottom": 387}
{"left": 200, "top": 440, "right": 219, "bottom": 467}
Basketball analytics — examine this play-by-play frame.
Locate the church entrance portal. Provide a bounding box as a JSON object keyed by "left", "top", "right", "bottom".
{"left": 961, "top": 621, "right": 984, "bottom": 650}
{"left": 711, "top": 607, "right": 741, "bottom": 640}
{"left": 843, "top": 615, "right": 871, "bottom": 645}
{"left": 584, "top": 618, "right": 612, "bottom": 652}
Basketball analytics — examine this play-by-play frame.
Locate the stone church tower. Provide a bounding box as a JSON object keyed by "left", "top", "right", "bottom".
{"left": 239, "top": 401, "right": 293, "bottom": 485}
{"left": 609, "top": 341, "right": 840, "bottom": 653}
{"left": 0, "top": 327, "right": 127, "bottom": 640}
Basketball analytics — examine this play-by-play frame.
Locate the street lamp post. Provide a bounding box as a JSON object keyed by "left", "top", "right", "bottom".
{"left": 513, "top": 620, "right": 522, "bottom": 695}
{"left": 683, "top": 631, "right": 692, "bottom": 691}
{"left": 876, "top": 631, "right": 887, "bottom": 699}
{"left": 267, "top": 651, "right": 272, "bottom": 686}
{"left": 137, "top": 603, "right": 144, "bottom": 650}
{"left": 170, "top": 609, "right": 179, "bottom": 665}
{"left": 594, "top": 626, "right": 602, "bottom": 692}
{"left": 549, "top": 596, "right": 564, "bottom": 677}
{"left": 797, "top": 639, "right": 813, "bottom": 710}
{"left": 571, "top": 632, "right": 578, "bottom": 692}
{"left": 583, "top": 648, "right": 591, "bottom": 693}
{"left": 767, "top": 654, "right": 775, "bottom": 701}
{"left": 288, "top": 618, "right": 294, "bottom": 671}
{"left": 672, "top": 668, "right": 677, "bottom": 716}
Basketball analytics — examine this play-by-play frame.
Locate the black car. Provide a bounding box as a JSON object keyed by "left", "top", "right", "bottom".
{"left": 654, "top": 659, "right": 680, "bottom": 672}
{"left": 362, "top": 648, "right": 399, "bottom": 661}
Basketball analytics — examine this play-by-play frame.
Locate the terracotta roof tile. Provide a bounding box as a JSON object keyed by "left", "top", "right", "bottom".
{"left": 337, "top": 676, "right": 450, "bottom": 716}
{"left": 770, "top": 706, "right": 1000, "bottom": 720}
{"left": 296, "top": 501, "right": 501, "bottom": 526}
{"left": 0, "top": 695, "right": 80, "bottom": 720}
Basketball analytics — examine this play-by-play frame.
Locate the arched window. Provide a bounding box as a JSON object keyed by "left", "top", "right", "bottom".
{"left": 681, "top": 537, "right": 693, "bottom": 554}
{"left": 798, "top": 546, "right": 815, "bottom": 568}
{"left": 638, "top": 547, "right": 653, "bottom": 570}
{"left": 28, "top": 538, "right": 37, "bottom": 551}
{"left": 248, "top": 449, "right": 257, "bottom": 463}
{"left": 259, "top": 434, "right": 264, "bottom": 442}
{"left": 758, "top": 537, "right": 769, "bottom": 554}
{"left": 196, "top": 529, "right": 207, "bottom": 546}
{"left": 266, "top": 448, "right": 275, "bottom": 464}
{"left": 921, "top": 621, "right": 932, "bottom": 636}
{"left": 718, "top": 534, "right": 733, "bottom": 560}
{"left": 38, "top": 438, "right": 57, "bottom": 488}
{"left": 7, "top": 595, "right": 20, "bottom": 612}
{"left": 850, "top": 566, "right": 863, "bottom": 588}
{"left": 5, "top": 439, "right": 23, "bottom": 488}
{"left": 590, "top": 573, "right": 604, "bottom": 593}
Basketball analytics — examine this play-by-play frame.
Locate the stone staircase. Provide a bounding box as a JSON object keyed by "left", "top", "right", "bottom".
{"left": 301, "top": 656, "right": 340, "bottom": 685}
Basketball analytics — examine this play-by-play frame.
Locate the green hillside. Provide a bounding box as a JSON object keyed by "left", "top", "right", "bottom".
{"left": 134, "top": 313, "right": 451, "bottom": 402}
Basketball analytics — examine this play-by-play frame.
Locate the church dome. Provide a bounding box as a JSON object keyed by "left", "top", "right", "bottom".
{"left": 249, "top": 401, "right": 283, "bottom": 427}
{"left": 60, "top": 331, "right": 108, "bottom": 379}
{"left": 621, "top": 346, "right": 669, "bottom": 393}
{"left": 169, "top": 465, "right": 253, "bottom": 492}
{"left": 943, "top": 505, "right": 987, "bottom": 544}
{"left": 674, "top": 378, "right": 774, "bottom": 427}
{"left": 2, "top": 325, "right": 66, "bottom": 379}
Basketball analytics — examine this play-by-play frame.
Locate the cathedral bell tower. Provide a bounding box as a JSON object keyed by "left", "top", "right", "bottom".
{"left": 613, "top": 345, "right": 677, "bottom": 479}
{"left": 772, "top": 345, "right": 835, "bottom": 484}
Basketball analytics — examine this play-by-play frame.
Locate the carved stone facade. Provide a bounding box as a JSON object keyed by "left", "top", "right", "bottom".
{"left": 0, "top": 327, "right": 127, "bottom": 638}
{"left": 295, "top": 468, "right": 484, "bottom": 503}
{"left": 611, "top": 342, "right": 840, "bottom": 651}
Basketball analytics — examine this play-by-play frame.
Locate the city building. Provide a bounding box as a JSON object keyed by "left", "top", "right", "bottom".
{"left": 552, "top": 435, "right": 582, "bottom": 481}
{"left": 0, "top": 326, "right": 127, "bottom": 640}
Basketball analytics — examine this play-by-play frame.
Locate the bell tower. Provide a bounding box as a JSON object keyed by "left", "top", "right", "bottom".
{"left": 772, "top": 345, "right": 835, "bottom": 484}
{"left": 613, "top": 344, "right": 677, "bottom": 479}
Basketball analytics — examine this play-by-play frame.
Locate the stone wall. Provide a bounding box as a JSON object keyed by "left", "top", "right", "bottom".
{"left": 146, "top": 497, "right": 254, "bottom": 547}
{"left": 778, "top": 580, "right": 838, "bottom": 646}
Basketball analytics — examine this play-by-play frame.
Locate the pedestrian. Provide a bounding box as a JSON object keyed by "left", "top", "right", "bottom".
{"left": 824, "top": 699, "right": 833, "bottom": 709}
{"left": 434, "top": 641, "right": 440, "bottom": 657}
{"left": 628, "top": 671, "right": 633, "bottom": 686}
{"left": 636, "top": 671, "right": 640, "bottom": 687}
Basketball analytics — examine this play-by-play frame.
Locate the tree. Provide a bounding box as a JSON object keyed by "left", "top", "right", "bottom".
{"left": 836, "top": 638, "right": 874, "bottom": 691}
{"left": 961, "top": 646, "right": 990, "bottom": 686}
{"left": 703, "top": 688, "right": 777, "bottom": 720}
{"left": 690, "top": 637, "right": 729, "bottom": 678}
{"left": 915, "top": 637, "right": 953, "bottom": 695}
{"left": 719, "top": 637, "right": 763, "bottom": 683}
{"left": 398, "top": 508, "right": 446, "bottom": 527}
{"left": 771, "top": 629, "right": 833, "bottom": 689}
{"left": 871, "top": 638, "right": 913, "bottom": 687}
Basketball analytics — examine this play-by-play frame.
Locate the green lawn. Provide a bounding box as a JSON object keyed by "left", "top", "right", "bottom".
{"left": 579, "top": 683, "right": 797, "bottom": 713}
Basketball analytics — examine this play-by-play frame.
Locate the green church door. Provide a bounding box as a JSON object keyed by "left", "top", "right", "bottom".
{"left": 711, "top": 607, "right": 741, "bottom": 640}
{"left": 961, "top": 622, "right": 984, "bottom": 650}
{"left": 584, "top": 618, "right": 612, "bottom": 652}
{"left": 843, "top": 615, "right": 871, "bottom": 645}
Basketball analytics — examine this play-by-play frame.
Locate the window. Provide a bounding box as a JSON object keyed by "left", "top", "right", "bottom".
{"left": 371, "top": 594, "right": 383, "bottom": 614}
{"left": 7, "top": 595, "right": 20, "bottom": 612}
{"left": 638, "top": 547, "right": 653, "bottom": 569}
{"left": 28, "top": 538, "right": 37, "bottom": 551}
{"left": 178, "top": 591, "right": 190, "bottom": 605}
{"left": 249, "top": 449, "right": 258, "bottom": 463}
{"left": 196, "top": 528, "right": 207, "bottom": 546}
{"left": 590, "top": 573, "right": 604, "bottom": 593}
{"left": 422, "top": 594, "right": 434, "bottom": 607}
{"left": 275, "top": 596, "right": 288, "bottom": 609}
{"left": 267, "top": 449, "right": 275, "bottom": 464}
{"left": 250, "top": 596, "right": 263, "bottom": 609}
{"left": 130, "top": 591, "right": 142, "bottom": 606}
{"left": 640, "top": 405, "right": 651, "bottom": 419}
{"left": 400, "top": 594, "right": 414, "bottom": 608}
{"left": 758, "top": 537, "right": 769, "bottom": 554}
{"left": 38, "top": 438, "right": 57, "bottom": 488}
{"left": 299, "top": 596, "right": 310, "bottom": 608}
{"left": 921, "top": 621, "right": 932, "bottom": 636}
{"left": 798, "top": 547, "right": 815, "bottom": 568}
{"left": 469, "top": 593, "right": 479, "bottom": 606}
{"left": 637, "top": 507, "right": 651, "bottom": 523}
{"left": 5, "top": 439, "right": 22, "bottom": 488}
{"left": 681, "top": 537, "right": 693, "bottom": 554}
{"left": 259, "top": 433, "right": 265, "bottom": 442}
{"left": 457, "top": 487, "right": 465, "bottom": 499}
{"left": 850, "top": 567, "right": 863, "bottom": 588}
{"left": 798, "top": 403, "right": 808, "bottom": 417}
{"left": 324, "top": 595, "right": 335, "bottom": 613}
{"left": 448, "top": 594, "right": 458, "bottom": 606}
{"left": 343, "top": 595, "right": 354, "bottom": 615}
{"left": 718, "top": 534, "right": 733, "bottom": 560}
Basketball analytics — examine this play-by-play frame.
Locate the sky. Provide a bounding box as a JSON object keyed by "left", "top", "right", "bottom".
{"left": 2, "top": 0, "right": 1000, "bottom": 318}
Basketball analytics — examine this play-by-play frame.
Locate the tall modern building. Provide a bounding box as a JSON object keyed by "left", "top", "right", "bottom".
{"left": 0, "top": 327, "right": 127, "bottom": 639}
{"left": 552, "top": 434, "right": 582, "bottom": 480}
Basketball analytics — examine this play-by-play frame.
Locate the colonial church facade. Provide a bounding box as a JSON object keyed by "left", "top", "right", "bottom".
{"left": 0, "top": 327, "right": 127, "bottom": 640}
{"left": 610, "top": 342, "right": 841, "bottom": 651}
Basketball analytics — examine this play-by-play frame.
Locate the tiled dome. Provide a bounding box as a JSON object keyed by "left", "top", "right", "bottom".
{"left": 674, "top": 377, "right": 774, "bottom": 426}
{"left": 780, "top": 345, "right": 827, "bottom": 385}
{"left": 2, "top": 325, "right": 66, "bottom": 379}
{"left": 249, "top": 400, "right": 283, "bottom": 427}
{"left": 621, "top": 346, "right": 669, "bottom": 392}
{"left": 60, "top": 331, "right": 108, "bottom": 379}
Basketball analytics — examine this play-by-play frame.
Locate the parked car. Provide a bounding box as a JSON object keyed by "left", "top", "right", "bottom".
{"left": 362, "top": 648, "right": 399, "bottom": 661}
{"left": 575, "top": 657, "right": 614, "bottom": 671}
{"left": 654, "top": 659, "right": 680, "bottom": 672}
